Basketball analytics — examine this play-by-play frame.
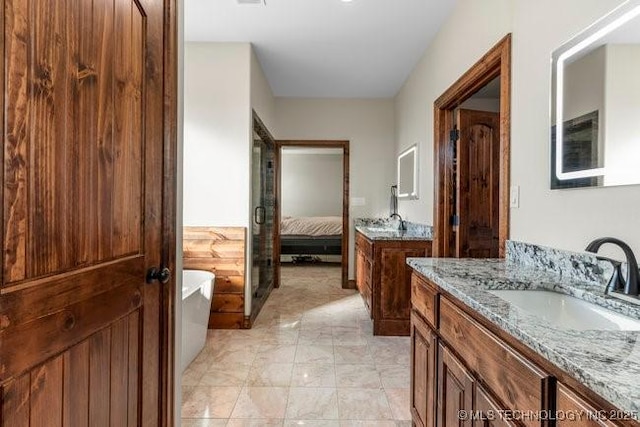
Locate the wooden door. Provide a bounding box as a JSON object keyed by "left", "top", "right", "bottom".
{"left": 411, "top": 312, "right": 437, "bottom": 427}
{"left": 0, "top": 0, "right": 173, "bottom": 425}
{"left": 437, "top": 343, "right": 474, "bottom": 427}
{"left": 456, "top": 109, "right": 500, "bottom": 258}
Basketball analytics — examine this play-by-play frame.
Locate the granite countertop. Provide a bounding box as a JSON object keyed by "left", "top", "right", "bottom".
{"left": 407, "top": 257, "right": 640, "bottom": 414}
{"left": 355, "top": 225, "right": 433, "bottom": 241}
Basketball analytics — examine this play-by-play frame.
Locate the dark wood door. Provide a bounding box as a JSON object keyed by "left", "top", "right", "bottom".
{"left": 437, "top": 343, "right": 474, "bottom": 427}
{"left": 1, "top": 0, "right": 172, "bottom": 425}
{"left": 411, "top": 312, "right": 437, "bottom": 427}
{"left": 456, "top": 109, "right": 500, "bottom": 258}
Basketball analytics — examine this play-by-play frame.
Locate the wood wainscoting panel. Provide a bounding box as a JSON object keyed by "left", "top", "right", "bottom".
{"left": 183, "top": 227, "right": 247, "bottom": 329}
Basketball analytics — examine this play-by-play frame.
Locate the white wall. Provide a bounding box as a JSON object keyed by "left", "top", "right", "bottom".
{"left": 395, "top": 0, "right": 640, "bottom": 258}
{"left": 184, "top": 42, "right": 276, "bottom": 316}
{"left": 183, "top": 42, "right": 252, "bottom": 227}
{"left": 510, "top": 0, "right": 640, "bottom": 257}
{"left": 281, "top": 152, "right": 343, "bottom": 217}
{"left": 250, "top": 46, "right": 276, "bottom": 131}
{"left": 394, "top": 0, "right": 514, "bottom": 223}
{"left": 274, "top": 98, "right": 396, "bottom": 278}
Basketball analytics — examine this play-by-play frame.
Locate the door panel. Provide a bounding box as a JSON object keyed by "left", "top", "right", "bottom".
{"left": 456, "top": 109, "right": 500, "bottom": 258}
{"left": 1, "top": 312, "right": 140, "bottom": 427}
{"left": 1, "top": 0, "right": 168, "bottom": 424}
{"left": 380, "top": 247, "right": 425, "bottom": 320}
{"left": 475, "top": 385, "right": 517, "bottom": 427}
{"left": 3, "top": 0, "right": 145, "bottom": 284}
{"left": 437, "top": 343, "right": 474, "bottom": 427}
{"left": 411, "top": 312, "right": 437, "bottom": 427}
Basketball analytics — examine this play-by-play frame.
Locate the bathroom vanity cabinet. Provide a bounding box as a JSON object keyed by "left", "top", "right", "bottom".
{"left": 355, "top": 230, "right": 431, "bottom": 335}
{"left": 410, "top": 273, "right": 639, "bottom": 427}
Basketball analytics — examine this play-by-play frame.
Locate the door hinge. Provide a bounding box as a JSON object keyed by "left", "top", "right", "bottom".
{"left": 267, "top": 258, "right": 272, "bottom": 267}
{"left": 267, "top": 160, "right": 274, "bottom": 169}
{"left": 450, "top": 215, "right": 460, "bottom": 226}
{"left": 449, "top": 127, "right": 460, "bottom": 143}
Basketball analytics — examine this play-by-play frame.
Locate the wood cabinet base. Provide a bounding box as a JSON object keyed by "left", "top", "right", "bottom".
{"left": 411, "top": 272, "right": 639, "bottom": 427}
{"left": 355, "top": 231, "right": 432, "bottom": 336}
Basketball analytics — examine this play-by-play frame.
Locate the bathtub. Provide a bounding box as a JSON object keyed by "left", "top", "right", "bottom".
{"left": 181, "top": 269, "right": 215, "bottom": 372}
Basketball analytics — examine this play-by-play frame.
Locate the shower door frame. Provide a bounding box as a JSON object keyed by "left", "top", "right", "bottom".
{"left": 249, "top": 112, "right": 277, "bottom": 325}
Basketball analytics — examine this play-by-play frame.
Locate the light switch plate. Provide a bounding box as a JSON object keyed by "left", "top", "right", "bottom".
{"left": 510, "top": 185, "right": 520, "bottom": 208}
{"left": 351, "top": 197, "right": 366, "bottom": 207}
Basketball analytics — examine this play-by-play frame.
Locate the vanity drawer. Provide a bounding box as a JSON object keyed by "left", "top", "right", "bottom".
{"left": 411, "top": 274, "right": 438, "bottom": 329}
{"left": 355, "top": 231, "right": 373, "bottom": 258}
{"left": 439, "top": 297, "right": 551, "bottom": 423}
{"left": 556, "top": 384, "right": 619, "bottom": 427}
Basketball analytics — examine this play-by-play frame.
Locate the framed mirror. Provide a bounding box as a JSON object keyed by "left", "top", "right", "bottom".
{"left": 551, "top": 0, "right": 640, "bottom": 189}
{"left": 398, "top": 144, "right": 418, "bottom": 199}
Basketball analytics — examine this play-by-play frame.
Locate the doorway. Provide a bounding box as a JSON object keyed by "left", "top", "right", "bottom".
{"left": 274, "top": 141, "right": 350, "bottom": 289}
{"left": 433, "top": 35, "right": 511, "bottom": 258}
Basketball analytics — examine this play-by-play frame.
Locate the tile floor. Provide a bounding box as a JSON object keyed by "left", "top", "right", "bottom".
{"left": 181, "top": 265, "right": 412, "bottom": 427}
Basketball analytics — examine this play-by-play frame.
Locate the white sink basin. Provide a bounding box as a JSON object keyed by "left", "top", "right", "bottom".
{"left": 488, "top": 290, "right": 640, "bottom": 331}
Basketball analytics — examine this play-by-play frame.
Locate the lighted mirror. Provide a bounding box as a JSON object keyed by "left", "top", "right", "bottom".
{"left": 551, "top": 0, "right": 640, "bottom": 189}
{"left": 398, "top": 145, "right": 418, "bottom": 199}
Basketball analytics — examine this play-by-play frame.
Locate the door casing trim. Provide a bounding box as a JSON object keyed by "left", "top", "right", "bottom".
{"left": 274, "top": 140, "right": 350, "bottom": 289}
{"left": 433, "top": 34, "right": 511, "bottom": 258}
{"left": 162, "top": 0, "right": 178, "bottom": 423}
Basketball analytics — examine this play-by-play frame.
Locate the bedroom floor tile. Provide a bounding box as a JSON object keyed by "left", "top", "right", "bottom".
{"left": 182, "top": 265, "right": 411, "bottom": 425}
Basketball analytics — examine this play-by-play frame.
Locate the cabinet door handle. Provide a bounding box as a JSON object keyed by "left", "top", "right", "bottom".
{"left": 254, "top": 206, "right": 266, "bottom": 225}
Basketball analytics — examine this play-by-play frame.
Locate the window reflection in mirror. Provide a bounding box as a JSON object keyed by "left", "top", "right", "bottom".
{"left": 551, "top": 0, "right": 640, "bottom": 188}
{"left": 398, "top": 145, "right": 418, "bottom": 199}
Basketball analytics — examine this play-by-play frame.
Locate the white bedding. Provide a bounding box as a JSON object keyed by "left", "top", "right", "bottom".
{"left": 281, "top": 216, "right": 342, "bottom": 236}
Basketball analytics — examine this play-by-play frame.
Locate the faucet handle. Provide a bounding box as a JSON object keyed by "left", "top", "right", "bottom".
{"left": 607, "top": 262, "right": 625, "bottom": 295}
{"left": 595, "top": 256, "right": 625, "bottom": 294}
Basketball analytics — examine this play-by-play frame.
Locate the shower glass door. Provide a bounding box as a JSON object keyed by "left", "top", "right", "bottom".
{"left": 251, "top": 131, "right": 274, "bottom": 299}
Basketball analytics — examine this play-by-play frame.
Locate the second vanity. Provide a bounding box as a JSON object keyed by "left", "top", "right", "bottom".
{"left": 408, "top": 247, "right": 640, "bottom": 427}
{"left": 355, "top": 220, "right": 432, "bottom": 335}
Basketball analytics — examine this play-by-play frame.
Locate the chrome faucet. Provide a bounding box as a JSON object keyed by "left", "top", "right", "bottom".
{"left": 585, "top": 237, "right": 639, "bottom": 296}
{"left": 389, "top": 213, "right": 406, "bottom": 231}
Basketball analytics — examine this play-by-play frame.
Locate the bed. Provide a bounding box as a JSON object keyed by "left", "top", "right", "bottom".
{"left": 280, "top": 216, "right": 342, "bottom": 258}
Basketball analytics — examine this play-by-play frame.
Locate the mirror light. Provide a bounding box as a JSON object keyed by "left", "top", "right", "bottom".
{"left": 397, "top": 145, "right": 418, "bottom": 199}
{"left": 554, "top": 0, "right": 640, "bottom": 181}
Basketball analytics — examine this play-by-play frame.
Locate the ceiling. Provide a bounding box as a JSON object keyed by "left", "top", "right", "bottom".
{"left": 185, "top": 0, "right": 457, "bottom": 98}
